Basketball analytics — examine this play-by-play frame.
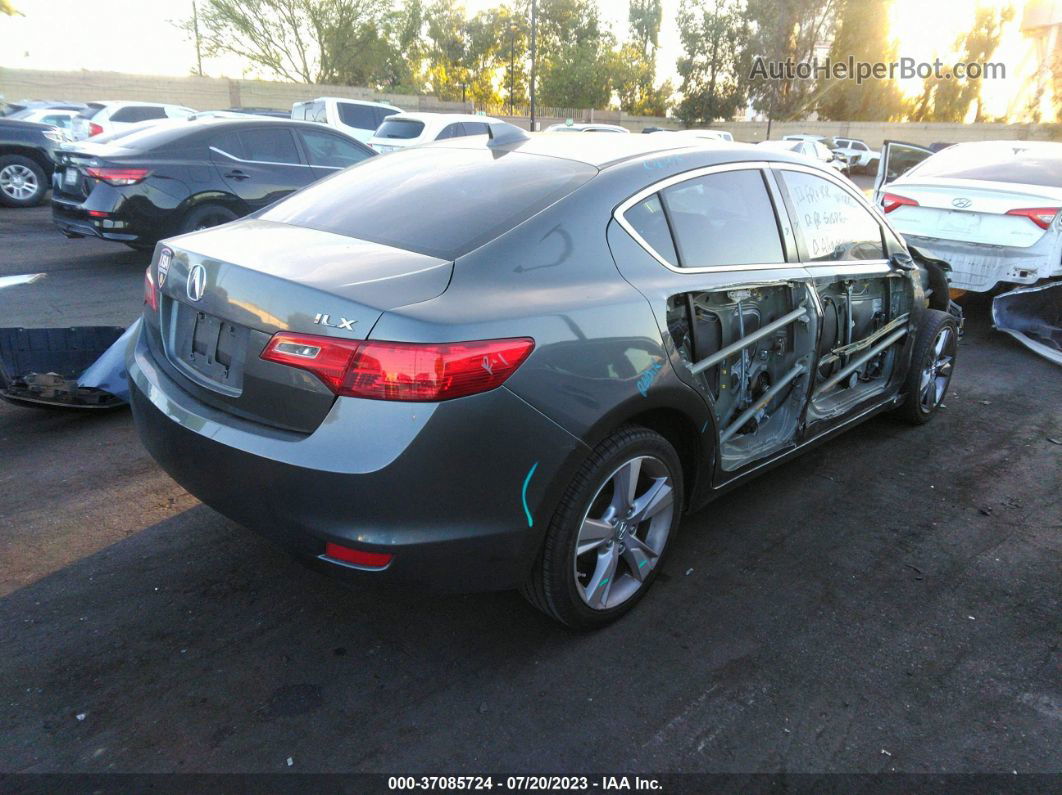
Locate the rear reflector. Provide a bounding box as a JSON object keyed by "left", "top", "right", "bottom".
{"left": 86, "top": 166, "right": 150, "bottom": 186}
{"left": 324, "top": 542, "right": 393, "bottom": 569}
{"left": 882, "top": 192, "right": 918, "bottom": 213}
{"left": 144, "top": 267, "right": 158, "bottom": 311}
{"left": 88, "top": 122, "right": 104, "bottom": 137}
{"left": 1005, "top": 207, "right": 1060, "bottom": 230}
{"left": 261, "top": 333, "right": 535, "bottom": 401}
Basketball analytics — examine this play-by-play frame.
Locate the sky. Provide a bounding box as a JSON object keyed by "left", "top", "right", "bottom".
{"left": 0, "top": 0, "right": 1038, "bottom": 119}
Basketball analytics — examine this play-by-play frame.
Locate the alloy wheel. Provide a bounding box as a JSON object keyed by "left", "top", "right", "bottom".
{"left": 574, "top": 455, "right": 675, "bottom": 610}
{"left": 919, "top": 326, "right": 955, "bottom": 413}
{"left": 0, "top": 164, "right": 39, "bottom": 201}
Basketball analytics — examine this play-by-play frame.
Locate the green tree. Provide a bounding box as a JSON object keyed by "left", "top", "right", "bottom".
{"left": 815, "top": 0, "right": 904, "bottom": 121}
{"left": 745, "top": 0, "right": 839, "bottom": 120}
{"left": 908, "top": 4, "right": 1013, "bottom": 122}
{"left": 674, "top": 0, "right": 750, "bottom": 124}
{"left": 536, "top": 0, "right": 615, "bottom": 109}
{"left": 615, "top": 0, "right": 671, "bottom": 116}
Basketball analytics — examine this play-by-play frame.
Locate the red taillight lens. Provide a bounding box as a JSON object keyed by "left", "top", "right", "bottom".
{"left": 260, "top": 332, "right": 535, "bottom": 401}
{"left": 144, "top": 267, "right": 158, "bottom": 311}
{"left": 88, "top": 122, "right": 104, "bottom": 137}
{"left": 1005, "top": 207, "right": 1060, "bottom": 230}
{"left": 882, "top": 192, "right": 919, "bottom": 213}
{"left": 323, "top": 541, "right": 392, "bottom": 569}
{"left": 85, "top": 166, "right": 150, "bottom": 186}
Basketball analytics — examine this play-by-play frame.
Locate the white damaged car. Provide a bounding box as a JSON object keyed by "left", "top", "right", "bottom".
{"left": 873, "top": 140, "right": 1062, "bottom": 292}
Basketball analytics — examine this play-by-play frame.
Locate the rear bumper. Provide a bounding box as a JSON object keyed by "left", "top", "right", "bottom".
{"left": 51, "top": 196, "right": 146, "bottom": 243}
{"left": 127, "top": 325, "right": 587, "bottom": 591}
{"left": 903, "top": 233, "right": 1062, "bottom": 292}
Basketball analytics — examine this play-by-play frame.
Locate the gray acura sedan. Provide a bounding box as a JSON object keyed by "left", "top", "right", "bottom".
{"left": 129, "top": 129, "right": 960, "bottom": 628}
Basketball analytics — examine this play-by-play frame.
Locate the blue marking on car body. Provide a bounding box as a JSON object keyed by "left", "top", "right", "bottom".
{"left": 521, "top": 461, "right": 539, "bottom": 528}
{"left": 636, "top": 359, "right": 664, "bottom": 397}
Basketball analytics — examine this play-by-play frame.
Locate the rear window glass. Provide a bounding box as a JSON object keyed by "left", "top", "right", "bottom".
{"left": 905, "top": 142, "right": 1062, "bottom": 188}
{"left": 296, "top": 101, "right": 327, "bottom": 122}
{"left": 77, "top": 103, "right": 106, "bottom": 119}
{"left": 661, "top": 170, "right": 784, "bottom": 267}
{"left": 87, "top": 120, "right": 191, "bottom": 149}
{"left": 625, "top": 194, "right": 677, "bottom": 266}
{"left": 110, "top": 106, "right": 167, "bottom": 123}
{"left": 337, "top": 103, "right": 377, "bottom": 129}
{"left": 260, "top": 147, "right": 596, "bottom": 259}
{"left": 375, "top": 119, "right": 425, "bottom": 139}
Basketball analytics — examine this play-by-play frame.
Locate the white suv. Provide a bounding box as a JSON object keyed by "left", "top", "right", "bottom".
{"left": 366, "top": 112, "right": 501, "bottom": 153}
{"left": 292, "top": 97, "right": 402, "bottom": 143}
{"left": 71, "top": 101, "right": 195, "bottom": 140}
{"left": 831, "top": 137, "right": 880, "bottom": 173}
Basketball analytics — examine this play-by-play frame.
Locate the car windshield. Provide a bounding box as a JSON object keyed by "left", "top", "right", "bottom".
{"left": 904, "top": 142, "right": 1062, "bottom": 188}
{"left": 375, "top": 119, "right": 425, "bottom": 139}
{"left": 259, "top": 147, "right": 596, "bottom": 259}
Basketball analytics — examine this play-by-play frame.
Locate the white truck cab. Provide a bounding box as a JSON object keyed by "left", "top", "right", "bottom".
{"left": 291, "top": 97, "right": 402, "bottom": 143}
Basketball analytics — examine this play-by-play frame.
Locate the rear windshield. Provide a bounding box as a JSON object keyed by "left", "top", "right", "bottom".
{"left": 85, "top": 121, "right": 193, "bottom": 149}
{"left": 77, "top": 103, "right": 106, "bottom": 119}
{"left": 375, "top": 119, "right": 425, "bottom": 139}
{"left": 260, "top": 147, "right": 596, "bottom": 259}
{"left": 295, "top": 100, "right": 327, "bottom": 122}
{"left": 907, "top": 142, "right": 1062, "bottom": 188}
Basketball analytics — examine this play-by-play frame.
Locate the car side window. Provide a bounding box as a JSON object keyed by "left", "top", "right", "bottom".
{"left": 111, "top": 106, "right": 167, "bottom": 123}
{"left": 336, "top": 103, "right": 377, "bottom": 129}
{"left": 778, "top": 170, "right": 885, "bottom": 262}
{"left": 212, "top": 131, "right": 246, "bottom": 159}
{"left": 300, "top": 129, "right": 370, "bottom": 168}
{"left": 41, "top": 114, "right": 71, "bottom": 128}
{"left": 464, "top": 122, "right": 490, "bottom": 136}
{"left": 852, "top": 142, "right": 867, "bottom": 151}
{"left": 625, "top": 194, "right": 678, "bottom": 266}
{"left": 238, "top": 128, "right": 301, "bottom": 164}
{"left": 659, "top": 170, "right": 785, "bottom": 267}
{"left": 437, "top": 123, "right": 464, "bottom": 140}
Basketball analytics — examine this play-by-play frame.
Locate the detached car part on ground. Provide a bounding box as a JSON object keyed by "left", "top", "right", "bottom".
{"left": 873, "top": 140, "right": 1062, "bottom": 293}
{"left": 127, "top": 130, "right": 961, "bottom": 629}
{"left": 992, "top": 281, "right": 1062, "bottom": 365}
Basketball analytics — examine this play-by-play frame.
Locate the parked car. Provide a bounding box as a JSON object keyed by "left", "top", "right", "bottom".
{"left": 545, "top": 122, "right": 631, "bottom": 134}
{"left": 128, "top": 130, "right": 961, "bottom": 629}
{"left": 6, "top": 106, "right": 84, "bottom": 134}
{"left": 831, "top": 137, "right": 879, "bottom": 173}
{"left": 873, "top": 139, "right": 1062, "bottom": 292}
{"left": 71, "top": 101, "right": 196, "bottom": 140}
{"left": 52, "top": 118, "right": 374, "bottom": 249}
{"left": 782, "top": 134, "right": 830, "bottom": 144}
{"left": 292, "top": 97, "right": 402, "bottom": 143}
{"left": 0, "top": 118, "right": 64, "bottom": 207}
{"left": 366, "top": 112, "right": 504, "bottom": 152}
{"left": 2, "top": 100, "right": 85, "bottom": 117}
{"left": 758, "top": 139, "right": 849, "bottom": 174}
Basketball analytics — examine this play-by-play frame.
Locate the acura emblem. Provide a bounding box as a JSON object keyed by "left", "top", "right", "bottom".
{"left": 952, "top": 197, "right": 972, "bottom": 209}
{"left": 157, "top": 248, "right": 172, "bottom": 287}
{"left": 187, "top": 263, "right": 207, "bottom": 302}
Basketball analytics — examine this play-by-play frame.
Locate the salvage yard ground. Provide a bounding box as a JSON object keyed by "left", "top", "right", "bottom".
{"left": 0, "top": 203, "right": 1059, "bottom": 774}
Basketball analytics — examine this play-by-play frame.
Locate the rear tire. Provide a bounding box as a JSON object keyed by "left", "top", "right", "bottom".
{"left": 522, "top": 426, "right": 683, "bottom": 630}
{"left": 179, "top": 203, "right": 238, "bottom": 234}
{"left": 897, "top": 309, "right": 958, "bottom": 425}
{"left": 0, "top": 155, "right": 48, "bottom": 208}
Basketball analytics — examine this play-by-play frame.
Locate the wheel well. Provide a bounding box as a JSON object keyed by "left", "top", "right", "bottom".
{"left": 0, "top": 146, "right": 51, "bottom": 175}
{"left": 623, "top": 407, "right": 704, "bottom": 509}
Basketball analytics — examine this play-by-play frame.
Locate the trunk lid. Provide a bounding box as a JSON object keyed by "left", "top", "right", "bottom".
{"left": 144, "top": 219, "right": 453, "bottom": 433}
{"left": 885, "top": 178, "right": 1062, "bottom": 248}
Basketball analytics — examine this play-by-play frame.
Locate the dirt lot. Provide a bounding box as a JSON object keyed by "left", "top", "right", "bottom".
{"left": 1, "top": 205, "right": 1059, "bottom": 776}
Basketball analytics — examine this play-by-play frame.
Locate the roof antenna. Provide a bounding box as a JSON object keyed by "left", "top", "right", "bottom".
{"left": 487, "top": 121, "right": 531, "bottom": 147}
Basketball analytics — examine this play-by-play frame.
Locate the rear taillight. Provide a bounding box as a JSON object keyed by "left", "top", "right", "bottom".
{"left": 1005, "top": 207, "right": 1060, "bottom": 230}
{"left": 88, "top": 122, "right": 104, "bottom": 137}
{"left": 86, "top": 166, "right": 150, "bottom": 186}
{"left": 260, "top": 332, "right": 535, "bottom": 401}
{"left": 144, "top": 267, "right": 158, "bottom": 311}
{"left": 882, "top": 192, "right": 918, "bottom": 213}
{"left": 323, "top": 541, "right": 392, "bottom": 569}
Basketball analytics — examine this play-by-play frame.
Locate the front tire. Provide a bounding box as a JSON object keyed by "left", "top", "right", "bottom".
{"left": 522, "top": 426, "right": 683, "bottom": 630}
{"left": 898, "top": 309, "right": 958, "bottom": 425}
{"left": 0, "top": 155, "right": 48, "bottom": 207}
